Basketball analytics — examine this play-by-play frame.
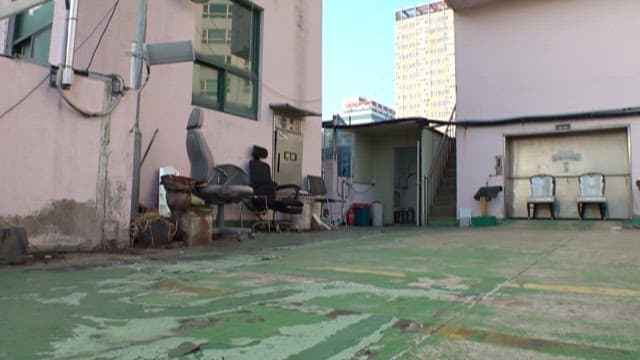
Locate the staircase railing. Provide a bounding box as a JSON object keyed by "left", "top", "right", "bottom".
{"left": 425, "top": 105, "right": 456, "bottom": 224}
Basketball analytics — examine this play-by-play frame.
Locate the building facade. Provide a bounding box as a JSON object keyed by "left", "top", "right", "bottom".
{"left": 394, "top": 1, "right": 455, "bottom": 120}
{"left": 448, "top": 0, "right": 640, "bottom": 220}
{"left": 339, "top": 96, "right": 395, "bottom": 125}
{"left": 0, "top": 0, "right": 322, "bottom": 250}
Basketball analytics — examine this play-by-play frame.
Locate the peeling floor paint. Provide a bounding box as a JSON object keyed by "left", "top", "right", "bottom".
{"left": 0, "top": 225, "right": 639, "bottom": 359}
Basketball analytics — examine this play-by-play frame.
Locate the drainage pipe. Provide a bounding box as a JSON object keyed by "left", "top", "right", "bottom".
{"left": 61, "top": 0, "right": 79, "bottom": 88}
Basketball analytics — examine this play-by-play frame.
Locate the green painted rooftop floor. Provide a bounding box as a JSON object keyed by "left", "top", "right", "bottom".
{"left": 1, "top": 222, "right": 639, "bottom": 359}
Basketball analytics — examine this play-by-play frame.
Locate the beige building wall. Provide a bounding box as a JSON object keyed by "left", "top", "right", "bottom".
{"left": 395, "top": 1, "right": 455, "bottom": 120}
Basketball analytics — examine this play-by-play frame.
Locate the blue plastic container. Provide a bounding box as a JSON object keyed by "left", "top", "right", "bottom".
{"left": 353, "top": 205, "right": 371, "bottom": 226}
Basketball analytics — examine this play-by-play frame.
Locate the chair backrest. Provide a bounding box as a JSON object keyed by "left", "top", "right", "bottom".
{"left": 186, "top": 108, "right": 215, "bottom": 184}
{"left": 579, "top": 172, "right": 605, "bottom": 197}
{"left": 248, "top": 145, "right": 272, "bottom": 186}
{"left": 530, "top": 174, "right": 555, "bottom": 197}
{"left": 307, "top": 175, "right": 327, "bottom": 197}
{"left": 248, "top": 145, "right": 277, "bottom": 201}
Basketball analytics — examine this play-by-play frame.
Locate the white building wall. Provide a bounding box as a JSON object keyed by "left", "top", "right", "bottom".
{"left": 453, "top": 0, "right": 640, "bottom": 218}
{"left": 455, "top": 0, "right": 640, "bottom": 121}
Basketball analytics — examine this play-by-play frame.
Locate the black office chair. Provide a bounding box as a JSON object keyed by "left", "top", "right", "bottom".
{"left": 186, "top": 107, "right": 254, "bottom": 240}
{"left": 247, "top": 145, "right": 303, "bottom": 232}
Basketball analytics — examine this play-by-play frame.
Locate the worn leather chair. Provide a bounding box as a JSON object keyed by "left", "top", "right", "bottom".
{"left": 247, "top": 145, "right": 303, "bottom": 232}
{"left": 186, "top": 107, "right": 254, "bottom": 240}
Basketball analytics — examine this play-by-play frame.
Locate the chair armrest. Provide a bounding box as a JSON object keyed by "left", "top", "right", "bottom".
{"left": 215, "top": 163, "right": 250, "bottom": 192}
{"left": 276, "top": 184, "right": 301, "bottom": 198}
{"left": 247, "top": 194, "right": 269, "bottom": 211}
{"left": 196, "top": 166, "right": 228, "bottom": 190}
{"left": 254, "top": 182, "right": 277, "bottom": 196}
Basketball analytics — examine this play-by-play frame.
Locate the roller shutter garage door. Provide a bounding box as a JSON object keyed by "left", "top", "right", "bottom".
{"left": 505, "top": 128, "right": 631, "bottom": 219}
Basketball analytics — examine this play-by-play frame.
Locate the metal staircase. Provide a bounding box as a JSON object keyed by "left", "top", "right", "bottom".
{"left": 425, "top": 107, "right": 457, "bottom": 224}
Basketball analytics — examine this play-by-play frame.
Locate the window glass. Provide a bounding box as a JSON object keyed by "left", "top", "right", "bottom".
{"left": 204, "top": 4, "right": 229, "bottom": 18}
{"left": 196, "top": 1, "right": 255, "bottom": 72}
{"left": 193, "top": 0, "right": 260, "bottom": 119}
{"left": 225, "top": 72, "right": 254, "bottom": 114}
{"left": 12, "top": 1, "right": 54, "bottom": 64}
{"left": 192, "top": 64, "right": 220, "bottom": 107}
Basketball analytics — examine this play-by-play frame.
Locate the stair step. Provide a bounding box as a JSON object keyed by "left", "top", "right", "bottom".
{"left": 431, "top": 203, "right": 456, "bottom": 211}
{"left": 443, "top": 169, "right": 456, "bottom": 177}
{"left": 434, "top": 195, "right": 456, "bottom": 204}
{"left": 429, "top": 144, "right": 457, "bottom": 219}
{"left": 435, "top": 188, "right": 456, "bottom": 196}
{"left": 440, "top": 176, "right": 456, "bottom": 184}
{"left": 437, "top": 184, "right": 457, "bottom": 193}
{"left": 430, "top": 208, "right": 456, "bottom": 217}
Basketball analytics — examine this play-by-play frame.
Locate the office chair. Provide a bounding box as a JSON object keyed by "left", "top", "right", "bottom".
{"left": 247, "top": 145, "right": 303, "bottom": 232}
{"left": 186, "top": 107, "right": 254, "bottom": 240}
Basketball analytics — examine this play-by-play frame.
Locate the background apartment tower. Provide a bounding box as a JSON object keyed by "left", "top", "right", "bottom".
{"left": 394, "top": 1, "right": 455, "bottom": 120}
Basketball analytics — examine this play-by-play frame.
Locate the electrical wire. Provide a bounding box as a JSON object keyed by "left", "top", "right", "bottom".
{"left": 0, "top": 2, "right": 125, "bottom": 121}
{"left": 0, "top": 74, "right": 49, "bottom": 121}
{"left": 74, "top": 0, "right": 119, "bottom": 52}
{"left": 84, "top": 0, "right": 120, "bottom": 72}
{"left": 56, "top": 0, "right": 127, "bottom": 117}
{"left": 56, "top": 71, "right": 125, "bottom": 118}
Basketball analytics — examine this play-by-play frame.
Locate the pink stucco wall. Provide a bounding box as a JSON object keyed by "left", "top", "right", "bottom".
{"left": 138, "top": 0, "right": 322, "bottom": 212}
{"left": 453, "top": 0, "right": 640, "bottom": 218}
{"left": 0, "top": 0, "right": 322, "bottom": 249}
{"left": 0, "top": 60, "right": 135, "bottom": 249}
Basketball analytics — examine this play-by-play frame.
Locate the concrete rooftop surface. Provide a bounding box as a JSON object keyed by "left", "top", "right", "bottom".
{"left": 1, "top": 222, "right": 639, "bottom": 359}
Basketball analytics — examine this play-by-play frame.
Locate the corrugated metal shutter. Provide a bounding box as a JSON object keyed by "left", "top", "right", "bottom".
{"left": 505, "top": 128, "right": 630, "bottom": 219}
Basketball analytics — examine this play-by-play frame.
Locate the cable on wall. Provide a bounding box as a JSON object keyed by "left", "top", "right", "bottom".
{"left": 57, "top": 0, "right": 127, "bottom": 117}
{"left": 84, "top": 0, "right": 120, "bottom": 72}
{"left": 0, "top": 74, "right": 49, "bottom": 121}
{"left": 0, "top": 2, "right": 128, "bottom": 121}
{"left": 56, "top": 70, "right": 125, "bottom": 118}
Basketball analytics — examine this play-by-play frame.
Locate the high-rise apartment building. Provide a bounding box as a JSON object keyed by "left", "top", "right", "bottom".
{"left": 395, "top": 1, "right": 455, "bottom": 120}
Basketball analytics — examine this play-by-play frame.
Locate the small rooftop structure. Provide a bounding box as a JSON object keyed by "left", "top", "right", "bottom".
{"left": 396, "top": 1, "right": 449, "bottom": 20}
{"left": 445, "top": 0, "right": 506, "bottom": 11}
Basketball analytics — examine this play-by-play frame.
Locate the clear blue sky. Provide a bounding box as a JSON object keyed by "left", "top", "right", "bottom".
{"left": 322, "top": 1, "right": 424, "bottom": 119}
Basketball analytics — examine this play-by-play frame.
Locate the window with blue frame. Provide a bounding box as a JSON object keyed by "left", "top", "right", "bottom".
{"left": 11, "top": 1, "right": 54, "bottom": 65}
{"left": 193, "top": 0, "right": 261, "bottom": 119}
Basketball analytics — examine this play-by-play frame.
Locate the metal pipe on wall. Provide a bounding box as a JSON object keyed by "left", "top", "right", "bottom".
{"left": 130, "top": 0, "right": 148, "bottom": 216}
{"left": 61, "top": 0, "right": 79, "bottom": 87}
